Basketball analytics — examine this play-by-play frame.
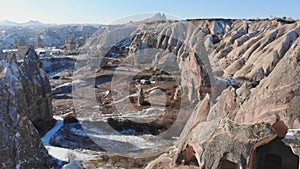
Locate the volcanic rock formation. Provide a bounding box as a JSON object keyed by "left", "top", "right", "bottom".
{"left": 0, "top": 49, "right": 50, "bottom": 168}
{"left": 19, "top": 46, "right": 54, "bottom": 135}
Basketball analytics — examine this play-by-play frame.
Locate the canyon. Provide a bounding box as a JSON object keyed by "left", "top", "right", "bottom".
{"left": 0, "top": 16, "right": 300, "bottom": 168}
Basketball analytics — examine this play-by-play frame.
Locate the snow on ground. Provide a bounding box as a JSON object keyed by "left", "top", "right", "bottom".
{"left": 41, "top": 116, "right": 64, "bottom": 146}
{"left": 42, "top": 116, "right": 101, "bottom": 161}
{"left": 285, "top": 129, "right": 300, "bottom": 140}
{"left": 121, "top": 108, "right": 165, "bottom": 122}
{"left": 42, "top": 114, "right": 172, "bottom": 161}
{"left": 46, "top": 146, "right": 100, "bottom": 162}
{"left": 82, "top": 121, "right": 170, "bottom": 153}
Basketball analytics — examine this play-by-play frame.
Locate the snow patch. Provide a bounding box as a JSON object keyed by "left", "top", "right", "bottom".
{"left": 45, "top": 146, "right": 99, "bottom": 162}
{"left": 285, "top": 129, "right": 300, "bottom": 140}
{"left": 15, "top": 132, "right": 21, "bottom": 137}
{"left": 41, "top": 116, "right": 64, "bottom": 146}
{"left": 62, "top": 160, "right": 85, "bottom": 169}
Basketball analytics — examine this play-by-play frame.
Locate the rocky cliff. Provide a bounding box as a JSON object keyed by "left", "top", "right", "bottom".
{"left": 0, "top": 46, "right": 53, "bottom": 168}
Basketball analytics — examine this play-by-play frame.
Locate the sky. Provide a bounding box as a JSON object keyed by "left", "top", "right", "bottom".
{"left": 0, "top": 0, "right": 299, "bottom": 24}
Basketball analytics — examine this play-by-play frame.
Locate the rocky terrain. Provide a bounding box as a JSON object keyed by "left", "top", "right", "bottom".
{"left": 1, "top": 16, "right": 300, "bottom": 169}
{"left": 0, "top": 22, "right": 101, "bottom": 53}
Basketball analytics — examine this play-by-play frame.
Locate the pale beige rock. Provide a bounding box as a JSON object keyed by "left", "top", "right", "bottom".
{"left": 236, "top": 82, "right": 251, "bottom": 102}
{"left": 234, "top": 38, "right": 300, "bottom": 128}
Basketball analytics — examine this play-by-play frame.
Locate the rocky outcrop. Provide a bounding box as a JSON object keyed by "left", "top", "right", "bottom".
{"left": 19, "top": 46, "right": 54, "bottom": 135}
{"left": 146, "top": 100, "right": 298, "bottom": 168}
{"left": 179, "top": 119, "right": 274, "bottom": 168}
{"left": 0, "top": 53, "right": 49, "bottom": 168}
{"left": 146, "top": 118, "right": 275, "bottom": 169}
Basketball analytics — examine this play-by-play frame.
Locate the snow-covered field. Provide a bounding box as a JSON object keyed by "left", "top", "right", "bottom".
{"left": 42, "top": 115, "right": 173, "bottom": 161}
{"left": 41, "top": 116, "right": 102, "bottom": 161}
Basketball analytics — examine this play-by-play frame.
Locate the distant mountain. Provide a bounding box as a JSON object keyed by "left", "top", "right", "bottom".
{"left": 0, "top": 20, "right": 18, "bottom": 26}
{"left": 142, "top": 12, "right": 167, "bottom": 23}
{"left": 111, "top": 12, "right": 176, "bottom": 25}
{"left": 22, "top": 20, "right": 44, "bottom": 26}
{"left": 0, "top": 20, "right": 44, "bottom": 27}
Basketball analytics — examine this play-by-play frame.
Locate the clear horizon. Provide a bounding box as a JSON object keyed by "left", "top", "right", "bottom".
{"left": 1, "top": 0, "right": 299, "bottom": 24}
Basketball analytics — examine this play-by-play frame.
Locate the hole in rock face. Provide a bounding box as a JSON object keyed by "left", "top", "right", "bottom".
{"left": 220, "top": 159, "right": 240, "bottom": 169}
{"left": 52, "top": 76, "right": 60, "bottom": 79}
{"left": 254, "top": 137, "right": 299, "bottom": 169}
{"left": 175, "top": 144, "right": 199, "bottom": 166}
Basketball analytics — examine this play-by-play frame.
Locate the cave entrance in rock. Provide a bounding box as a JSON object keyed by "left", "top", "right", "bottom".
{"left": 175, "top": 144, "right": 199, "bottom": 166}
{"left": 253, "top": 137, "right": 299, "bottom": 169}
{"left": 220, "top": 159, "right": 240, "bottom": 169}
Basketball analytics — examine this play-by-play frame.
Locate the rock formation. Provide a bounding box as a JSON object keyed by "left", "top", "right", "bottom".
{"left": 19, "top": 46, "right": 54, "bottom": 135}
{"left": 0, "top": 52, "right": 49, "bottom": 168}
{"left": 79, "top": 18, "right": 300, "bottom": 168}
{"left": 118, "top": 19, "right": 300, "bottom": 168}
{"left": 233, "top": 38, "right": 300, "bottom": 128}
{"left": 249, "top": 121, "right": 299, "bottom": 169}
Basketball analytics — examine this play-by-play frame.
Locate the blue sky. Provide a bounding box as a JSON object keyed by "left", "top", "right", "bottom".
{"left": 0, "top": 0, "right": 299, "bottom": 24}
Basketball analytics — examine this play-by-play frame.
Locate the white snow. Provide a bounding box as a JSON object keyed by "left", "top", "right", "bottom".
{"left": 122, "top": 108, "right": 165, "bottom": 121}
{"left": 88, "top": 132, "right": 157, "bottom": 153}
{"left": 15, "top": 132, "right": 21, "bottom": 137}
{"left": 285, "top": 129, "right": 300, "bottom": 140}
{"left": 42, "top": 116, "right": 100, "bottom": 161}
{"left": 83, "top": 121, "right": 167, "bottom": 153}
{"left": 62, "top": 160, "right": 85, "bottom": 169}
{"left": 45, "top": 146, "right": 99, "bottom": 162}
{"left": 41, "top": 116, "right": 64, "bottom": 146}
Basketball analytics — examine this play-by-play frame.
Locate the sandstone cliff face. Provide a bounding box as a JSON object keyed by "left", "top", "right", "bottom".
{"left": 0, "top": 52, "right": 49, "bottom": 168}
{"left": 174, "top": 19, "right": 300, "bottom": 128}
{"left": 206, "top": 19, "right": 300, "bottom": 128}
